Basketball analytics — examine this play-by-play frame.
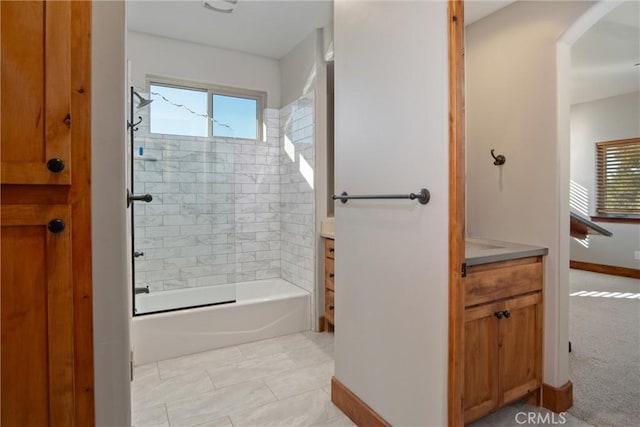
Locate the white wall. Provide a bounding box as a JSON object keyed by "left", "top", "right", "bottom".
{"left": 280, "top": 30, "right": 318, "bottom": 107}
{"left": 570, "top": 92, "right": 640, "bottom": 269}
{"left": 92, "top": 1, "right": 130, "bottom": 426}
{"left": 280, "top": 28, "right": 329, "bottom": 331}
{"left": 466, "top": 0, "right": 592, "bottom": 388}
{"left": 334, "top": 1, "right": 449, "bottom": 425}
{"left": 128, "top": 31, "right": 281, "bottom": 108}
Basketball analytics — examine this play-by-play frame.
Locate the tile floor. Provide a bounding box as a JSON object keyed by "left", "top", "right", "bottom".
{"left": 131, "top": 331, "right": 355, "bottom": 427}
{"left": 133, "top": 329, "right": 595, "bottom": 427}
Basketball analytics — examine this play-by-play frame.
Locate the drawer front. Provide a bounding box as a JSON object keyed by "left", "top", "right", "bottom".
{"left": 325, "top": 289, "right": 335, "bottom": 324}
{"left": 324, "top": 238, "right": 335, "bottom": 260}
{"left": 465, "top": 257, "right": 543, "bottom": 307}
{"left": 325, "top": 258, "right": 335, "bottom": 291}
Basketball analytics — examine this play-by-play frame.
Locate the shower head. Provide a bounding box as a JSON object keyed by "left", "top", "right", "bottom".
{"left": 133, "top": 91, "right": 153, "bottom": 109}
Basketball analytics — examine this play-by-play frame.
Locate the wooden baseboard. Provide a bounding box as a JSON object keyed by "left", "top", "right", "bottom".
{"left": 541, "top": 381, "right": 573, "bottom": 413}
{"left": 331, "top": 377, "right": 390, "bottom": 427}
{"left": 570, "top": 260, "right": 640, "bottom": 279}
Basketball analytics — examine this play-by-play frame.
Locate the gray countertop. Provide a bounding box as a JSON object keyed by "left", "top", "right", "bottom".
{"left": 465, "top": 237, "right": 548, "bottom": 266}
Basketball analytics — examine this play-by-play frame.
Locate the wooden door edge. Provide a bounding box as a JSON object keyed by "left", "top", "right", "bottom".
{"left": 448, "top": 1, "right": 466, "bottom": 427}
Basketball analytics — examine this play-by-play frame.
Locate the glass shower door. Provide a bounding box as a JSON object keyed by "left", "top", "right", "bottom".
{"left": 129, "top": 85, "right": 237, "bottom": 315}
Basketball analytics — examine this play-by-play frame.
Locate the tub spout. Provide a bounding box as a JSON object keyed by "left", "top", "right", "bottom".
{"left": 135, "top": 286, "right": 150, "bottom": 295}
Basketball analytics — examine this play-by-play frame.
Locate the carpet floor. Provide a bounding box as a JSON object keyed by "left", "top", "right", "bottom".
{"left": 568, "top": 269, "right": 640, "bottom": 427}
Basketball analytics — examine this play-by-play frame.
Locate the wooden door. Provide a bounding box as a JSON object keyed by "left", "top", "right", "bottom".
{"left": 1, "top": 0, "right": 94, "bottom": 424}
{"left": 463, "top": 301, "right": 500, "bottom": 424}
{"left": 499, "top": 292, "right": 543, "bottom": 405}
{"left": 1, "top": 205, "right": 74, "bottom": 425}
{"left": 1, "top": 0, "right": 72, "bottom": 185}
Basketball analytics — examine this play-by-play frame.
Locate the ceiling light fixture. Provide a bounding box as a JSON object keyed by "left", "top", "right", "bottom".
{"left": 202, "top": 0, "right": 238, "bottom": 14}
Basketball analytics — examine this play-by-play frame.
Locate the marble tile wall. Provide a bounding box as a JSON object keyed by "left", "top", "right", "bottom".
{"left": 132, "top": 93, "right": 316, "bottom": 301}
{"left": 133, "top": 108, "right": 281, "bottom": 291}
{"left": 279, "top": 92, "right": 315, "bottom": 294}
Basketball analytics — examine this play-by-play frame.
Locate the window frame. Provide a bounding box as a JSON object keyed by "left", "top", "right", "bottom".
{"left": 594, "top": 137, "right": 640, "bottom": 222}
{"left": 147, "top": 76, "right": 267, "bottom": 141}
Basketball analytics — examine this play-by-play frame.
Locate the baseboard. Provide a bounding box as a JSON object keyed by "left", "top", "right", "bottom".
{"left": 318, "top": 316, "right": 325, "bottom": 332}
{"left": 541, "top": 381, "right": 573, "bottom": 413}
{"left": 570, "top": 261, "right": 640, "bottom": 279}
{"left": 331, "top": 377, "right": 391, "bottom": 427}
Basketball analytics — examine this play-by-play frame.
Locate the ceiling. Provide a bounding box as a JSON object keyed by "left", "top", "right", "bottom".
{"left": 571, "top": 0, "right": 640, "bottom": 105}
{"left": 127, "top": 0, "right": 514, "bottom": 59}
{"left": 127, "top": 0, "right": 333, "bottom": 59}
{"left": 464, "top": 0, "right": 517, "bottom": 26}
{"left": 129, "top": 0, "right": 639, "bottom": 105}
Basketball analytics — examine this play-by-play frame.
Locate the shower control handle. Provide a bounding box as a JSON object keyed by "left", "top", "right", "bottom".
{"left": 134, "top": 251, "right": 144, "bottom": 258}
{"left": 127, "top": 189, "right": 153, "bottom": 208}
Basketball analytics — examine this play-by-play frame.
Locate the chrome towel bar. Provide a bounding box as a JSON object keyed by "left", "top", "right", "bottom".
{"left": 332, "top": 188, "right": 430, "bottom": 205}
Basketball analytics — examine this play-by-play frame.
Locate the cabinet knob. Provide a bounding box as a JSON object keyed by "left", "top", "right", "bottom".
{"left": 329, "top": 305, "right": 334, "bottom": 311}
{"left": 329, "top": 273, "right": 334, "bottom": 278}
{"left": 47, "top": 219, "right": 65, "bottom": 233}
{"left": 329, "top": 247, "right": 334, "bottom": 253}
{"left": 494, "top": 311, "right": 504, "bottom": 320}
{"left": 47, "top": 158, "right": 65, "bottom": 173}
{"left": 503, "top": 310, "right": 511, "bottom": 318}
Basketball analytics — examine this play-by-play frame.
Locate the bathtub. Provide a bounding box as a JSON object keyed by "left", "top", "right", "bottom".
{"left": 132, "top": 279, "right": 310, "bottom": 364}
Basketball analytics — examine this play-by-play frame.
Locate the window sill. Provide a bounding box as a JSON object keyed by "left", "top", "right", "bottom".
{"left": 591, "top": 215, "right": 640, "bottom": 224}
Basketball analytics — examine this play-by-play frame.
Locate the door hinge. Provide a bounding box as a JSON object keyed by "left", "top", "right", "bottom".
{"left": 461, "top": 262, "right": 467, "bottom": 278}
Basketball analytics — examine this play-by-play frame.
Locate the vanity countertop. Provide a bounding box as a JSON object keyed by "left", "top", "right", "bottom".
{"left": 320, "top": 217, "right": 335, "bottom": 239}
{"left": 465, "top": 237, "right": 548, "bottom": 266}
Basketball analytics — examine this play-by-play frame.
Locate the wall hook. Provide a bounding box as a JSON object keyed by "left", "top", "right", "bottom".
{"left": 490, "top": 149, "right": 506, "bottom": 166}
{"left": 127, "top": 116, "right": 143, "bottom": 131}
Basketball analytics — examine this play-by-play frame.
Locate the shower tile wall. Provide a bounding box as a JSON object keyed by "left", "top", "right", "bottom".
{"left": 132, "top": 94, "right": 315, "bottom": 296}
{"left": 133, "top": 108, "right": 281, "bottom": 291}
{"left": 279, "top": 92, "right": 315, "bottom": 293}
{"left": 233, "top": 108, "right": 282, "bottom": 283}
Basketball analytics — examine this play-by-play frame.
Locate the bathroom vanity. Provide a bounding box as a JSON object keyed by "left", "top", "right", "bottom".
{"left": 320, "top": 218, "right": 335, "bottom": 331}
{"left": 464, "top": 238, "right": 548, "bottom": 424}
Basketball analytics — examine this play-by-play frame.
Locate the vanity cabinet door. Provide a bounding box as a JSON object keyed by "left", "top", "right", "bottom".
{"left": 324, "top": 238, "right": 335, "bottom": 330}
{"left": 463, "top": 301, "right": 501, "bottom": 424}
{"left": 499, "top": 292, "right": 543, "bottom": 406}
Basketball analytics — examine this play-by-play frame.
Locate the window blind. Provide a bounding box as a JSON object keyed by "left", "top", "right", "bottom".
{"left": 596, "top": 138, "right": 640, "bottom": 215}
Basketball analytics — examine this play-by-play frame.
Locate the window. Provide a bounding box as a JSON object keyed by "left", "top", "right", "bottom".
{"left": 596, "top": 138, "right": 640, "bottom": 217}
{"left": 150, "top": 85, "right": 208, "bottom": 137}
{"left": 212, "top": 94, "right": 258, "bottom": 139}
{"left": 149, "top": 80, "right": 265, "bottom": 140}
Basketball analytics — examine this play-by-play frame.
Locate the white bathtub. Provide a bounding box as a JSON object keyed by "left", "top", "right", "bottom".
{"left": 132, "top": 279, "right": 310, "bottom": 364}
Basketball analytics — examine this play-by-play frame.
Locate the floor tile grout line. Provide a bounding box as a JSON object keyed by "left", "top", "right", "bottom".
{"left": 260, "top": 377, "right": 280, "bottom": 401}
{"left": 164, "top": 403, "right": 171, "bottom": 427}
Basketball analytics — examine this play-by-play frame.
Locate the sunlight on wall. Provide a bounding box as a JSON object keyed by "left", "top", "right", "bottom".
{"left": 284, "top": 134, "right": 295, "bottom": 162}
{"left": 570, "top": 180, "right": 591, "bottom": 248}
{"left": 573, "top": 235, "right": 590, "bottom": 248}
{"left": 299, "top": 154, "right": 314, "bottom": 189}
{"left": 570, "top": 179, "right": 589, "bottom": 216}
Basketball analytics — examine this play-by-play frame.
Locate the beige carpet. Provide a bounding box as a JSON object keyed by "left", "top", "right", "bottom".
{"left": 569, "top": 269, "right": 640, "bottom": 427}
